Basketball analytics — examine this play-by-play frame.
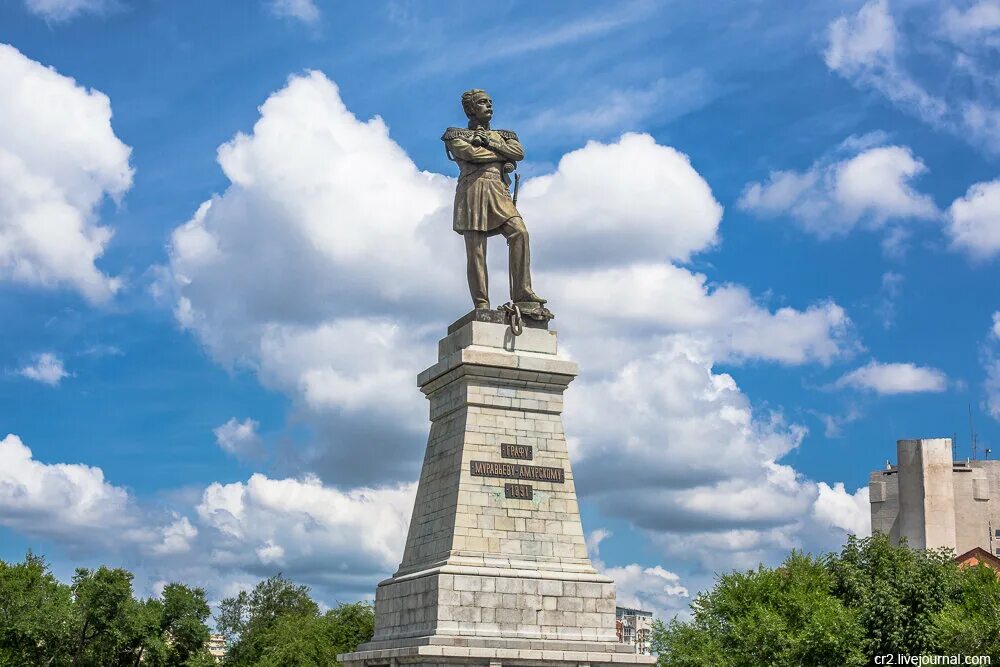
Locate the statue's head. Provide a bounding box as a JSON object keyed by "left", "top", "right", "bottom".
{"left": 461, "top": 89, "right": 492, "bottom": 124}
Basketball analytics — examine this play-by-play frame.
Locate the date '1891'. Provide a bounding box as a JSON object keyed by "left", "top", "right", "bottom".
{"left": 504, "top": 483, "right": 533, "bottom": 500}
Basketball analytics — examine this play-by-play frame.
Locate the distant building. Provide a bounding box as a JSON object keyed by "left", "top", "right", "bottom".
{"left": 206, "top": 634, "right": 227, "bottom": 662}
{"left": 955, "top": 546, "right": 1000, "bottom": 571}
{"left": 616, "top": 606, "right": 653, "bottom": 655}
{"left": 870, "top": 438, "right": 1000, "bottom": 555}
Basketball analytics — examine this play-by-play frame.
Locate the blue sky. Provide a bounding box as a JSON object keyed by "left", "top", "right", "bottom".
{"left": 1, "top": 0, "right": 999, "bottom": 617}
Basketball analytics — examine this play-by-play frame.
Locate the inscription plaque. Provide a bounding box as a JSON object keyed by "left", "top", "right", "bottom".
{"left": 504, "top": 483, "right": 533, "bottom": 500}
{"left": 470, "top": 460, "right": 565, "bottom": 483}
{"left": 501, "top": 443, "right": 533, "bottom": 460}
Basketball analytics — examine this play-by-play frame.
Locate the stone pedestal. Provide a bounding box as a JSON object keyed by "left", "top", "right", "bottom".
{"left": 339, "top": 315, "right": 655, "bottom": 667}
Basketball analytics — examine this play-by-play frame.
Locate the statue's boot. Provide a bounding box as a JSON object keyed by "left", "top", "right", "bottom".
{"left": 514, "top": 290, "right": 547, "bottom": 305}
{"left": 474, "top": 300, "right": 491, "bottom": 310}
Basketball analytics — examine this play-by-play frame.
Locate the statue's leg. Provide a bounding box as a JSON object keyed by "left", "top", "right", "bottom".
{"left": 464, "top": 231, "right": 489, "bottom": 309}
{"left": 501, "top": 217, "right": 544, "bottom": 303}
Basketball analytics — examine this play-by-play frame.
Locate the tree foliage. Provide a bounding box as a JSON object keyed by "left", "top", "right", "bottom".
{"left": 654, "top": 534, "right": 1000, "bottom": 665}
{"left": 1, "top": 555, "right": 374, "bottom": 667}
{"left": 652, "top": 552, "right": 864, "bottom": 667}
{"left": 932, "top": 562, "right": 1000, "bottom": 661}
{"left": 0, "top": 551, "right": 75, "bottom": 666}
{"left": 253, "top": 605, "right": 374, "bottom": 667}
{"left": 0, "top": 553, "right": 214, "bottom": 667}
{"left": 217, "top": 575, "right": 374, "bottom": 667}
{"left": 829, "top": 533, "right": 961, "bottom": 656}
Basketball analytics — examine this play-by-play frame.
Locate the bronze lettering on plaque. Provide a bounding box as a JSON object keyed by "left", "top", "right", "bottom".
{"left": 469, "top": 460, "right": 565, "bottom": 483}
{"left": 500, "top": 443, "right": 533, "bottom": 460}
{"left": 505, "top": 483, "right": 533, "bottom": 500}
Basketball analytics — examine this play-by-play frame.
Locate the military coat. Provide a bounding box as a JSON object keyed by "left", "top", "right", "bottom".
{"left": 442, "top": 127, "right": 525, "bottom": 234}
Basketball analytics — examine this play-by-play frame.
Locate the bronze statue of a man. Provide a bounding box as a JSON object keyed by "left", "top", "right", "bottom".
{"left": 443, "top": 89, "right": 547, "bottom": 312}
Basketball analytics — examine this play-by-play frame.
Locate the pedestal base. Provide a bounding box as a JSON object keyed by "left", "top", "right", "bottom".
{"left": 340, "top": 634, "right": 656, "bottom": 667}
{"left": 339, "top": 320, "right": 654, "bottom": 667}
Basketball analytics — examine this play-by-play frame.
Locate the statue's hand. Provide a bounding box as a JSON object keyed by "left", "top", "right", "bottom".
{"left": 473, "top": 129, "right": 490, "bottom": 148}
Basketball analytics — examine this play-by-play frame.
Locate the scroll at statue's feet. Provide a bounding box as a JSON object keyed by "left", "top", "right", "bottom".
{"left": 515, "top": 291, "right": 547, "bottom": 304}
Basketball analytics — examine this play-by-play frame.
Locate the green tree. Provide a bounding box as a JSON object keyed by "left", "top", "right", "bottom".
{"left": 254, "top": 603, "right": 374, "bottom": 667}
{"left": 159, "top": 583, "right": 213, "bottom": 666}
{"left": 0, "top": 552, "right": 76, "bottom": 666}
{"left": 0, "top": 555, "right": 215, "bottom": 667}
{"left": 134, "top": 583, "right": 214, "bottom": 667}
{"left": 323, "top": 602, "right": 374, "bottom": 657}
{"left": 254, "top": 614, "right": 338, "bottom": 667}
{"left": 653, "top": 552, "right": 865, "bottom": 667}
{"left": 217, "top": 574, "right": 319, "bottom": 666}
{"left": 829, "top": 533, "right": 962, "bottom": 656}
{"left": 70, "top": 566, "right": 139, "bottom": 666}
{"left": 932, "top": 562, "right": 1000, "bottom": 660}
{"left": 649, "top": 617, "right": 724, "bottom": 667}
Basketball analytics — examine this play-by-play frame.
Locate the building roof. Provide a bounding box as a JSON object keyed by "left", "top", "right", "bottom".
{"left": 615, "top": 606, "right": 653, "bottom": 618}
{"left": 955, "top": 546, "right": 1000, "bottom": 570}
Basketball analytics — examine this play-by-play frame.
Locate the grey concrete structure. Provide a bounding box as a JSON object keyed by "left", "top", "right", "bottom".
{"left": 339, "top": 317, "right": 655, "bottom": 667}
{"left": 870, "top": 438, "right": 1000, "bottom": 555}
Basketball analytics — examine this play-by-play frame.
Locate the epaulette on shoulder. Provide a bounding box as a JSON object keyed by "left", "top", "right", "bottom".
{"left": 441, "top": 127, "right": 519, "bottom": 141}
{"left": 442, "top": 127, "right": 474, "bottom": 141}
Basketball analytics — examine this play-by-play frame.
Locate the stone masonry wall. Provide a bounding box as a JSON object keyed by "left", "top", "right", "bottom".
{"left": 371, "top": 321, "right": 617, "bottom": 644}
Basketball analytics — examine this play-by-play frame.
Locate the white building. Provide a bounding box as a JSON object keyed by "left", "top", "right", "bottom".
{"left": 615, "top": 606, "right": 653, "bottom": 655}
{"left": 206, "top": 634, "right": 227, "bottom": 662}
{"left": 870, "top": 438, "right": 1000, "bottom": 555}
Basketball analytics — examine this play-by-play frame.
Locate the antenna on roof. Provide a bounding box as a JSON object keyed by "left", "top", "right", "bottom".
{"left": 970, "top": 404, "right": 978, "bottom": 461}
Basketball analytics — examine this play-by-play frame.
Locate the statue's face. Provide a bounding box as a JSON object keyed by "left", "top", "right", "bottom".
{"left": 469, "top": 93, "right": 493, "bottom": 124}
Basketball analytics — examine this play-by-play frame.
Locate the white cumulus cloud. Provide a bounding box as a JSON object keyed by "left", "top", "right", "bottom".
{"left": 0, "top": 43, "right": 132, "bottom": 302}
{"left": 196, "top": 473, "right": 415, "bottom": 582}
{"left": 213, "top": 417, "right": 263, "bottom": 459}
{"left": 587, "top": 530, "right": 690, "bottom": 621}
{"left": 0, "top": 434, "right": 189, "bottom": 555}
{"left": 0, "top": 432, "right": 417, "bottom": 600}
{"left": 159, "top": 71, "right": 854, "bottom": 491}
{"left": 155, "top": 71, "right": 863, "bottom": 589}
{"left": 0, "top": 433, "right": 131, "bottom": 539}
{"left": 826, "top": 0, "right": 898, "bottom": 75}
{"left": 547, "top": 263, "right": 851, "bottom": 368}
{"left": 151, "top": 516, "right": 198, "bottom": 556}
{"left": 739, "top": 142, "right": 938, "bottom": 246}
{"left": 836, "top": 360, "right": 948, "bottom": 395}
{"left": 566, "top": 337, "right": 864, "bottom": 574}
{"left": 519, "top": 132, "right": 722, "bottom": 266}
{"left": 17, "top": 352, "right": 68, "bottom": 386}
{"left": 946, "top": 179, "right": 1000, "bottom": 261}
{"left": 813, "top": 482, "right": 871, "bottom": 537}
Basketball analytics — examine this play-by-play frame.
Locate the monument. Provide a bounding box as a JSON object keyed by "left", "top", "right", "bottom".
{"left": 442, "top": 88, "right": 553, "bottom": 325}
{"left": 338, "top": 91, "right": 654, "bottom": 667}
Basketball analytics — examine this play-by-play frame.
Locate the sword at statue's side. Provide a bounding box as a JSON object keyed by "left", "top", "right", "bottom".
{"left": 502, "top": 159, "right": 520, "bottom": 206}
